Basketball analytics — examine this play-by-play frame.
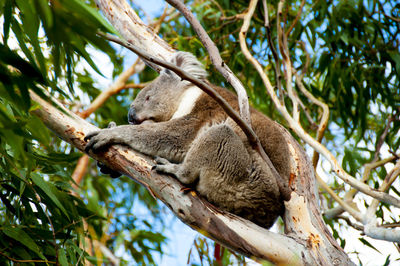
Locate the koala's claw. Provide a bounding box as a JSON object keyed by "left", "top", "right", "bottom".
{"left": 154, "top": 156, "right": 171, "bottom": 165}
{"left": 84, "top": 130, "right": 113, "bottom": 153}
{"left": 107, "top": 121, "right": 117, "bottom": 128}
{"left": 153, "top": 156, "right": 179, "bottom": 176}
{"left": 84, "top": 132, "right": 100, "bottom": 153}
{"left": 84, "top": 122, "right": 117, "bottom": 153}
{"left": 84, "top": 131, "right": 99, "bottom": 142}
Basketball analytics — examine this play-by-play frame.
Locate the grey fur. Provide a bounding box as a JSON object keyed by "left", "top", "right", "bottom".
{"left": 85, "top": 52, "right": 290, "bottom": 229}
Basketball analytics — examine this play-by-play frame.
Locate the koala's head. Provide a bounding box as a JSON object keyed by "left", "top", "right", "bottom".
{"left": 128, "top": 52, "right": 207, "bottom": 124}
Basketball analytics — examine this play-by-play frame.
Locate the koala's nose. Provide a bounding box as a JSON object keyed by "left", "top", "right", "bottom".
{"left": 128, "top": 106, "right": 137, "bottom": 125}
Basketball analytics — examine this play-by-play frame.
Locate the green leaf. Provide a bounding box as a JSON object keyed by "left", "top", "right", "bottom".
{"left": 0, "top": 43, "right": 44, "bottom": 83}
{"left": 16, "top": 0, "right": 47, "bottom": 75}
{"left": 58, "top": 248, "right": 69, "bottom": 266}
{"left": 15, "top": 0, "right": 39, "bottom": 37}
{"left": 359, "top": 237, "right": 381, "bottom": 253}
{"left": 35, "top": 0, "right": 53, "bottom": 28}
{"left": 10, "top": 21, "right": 37, "bottom": 70}
{"left": 71, "top": 37, "right": 103, "bottom": 76}
{"left": 68, "top": 0, "right": 119, "bottom": 36}
{"left": 2, "top": 0, "right": 13, "bottom": 44}
{"left": 2, "top": 226, "right": 46, "bottom": 259}
{"left": 31, "top": 173, "right": 70, "bottom": 220}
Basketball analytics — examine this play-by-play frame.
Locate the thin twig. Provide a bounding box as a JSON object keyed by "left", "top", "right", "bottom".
{"left": 374, "top": 113, "right": 398, "bottom": 161}
{"left": 381, "top": 222, "right": 400, "bottom": 228}
{"left": 285, "top": 0, "right": 305, "bottom": 37}
{"left": 296, "top": 40, "right": 309, "bottom": 80}
{"left": 317, "top": 174, "right": 362, "bottom": 221}
{"left": 295, "top": 91, "right": 319, "bottom": 129}
{"left": 336, "top": 215, "right": 364, "bottom": 231}
{"left": 123, "top": 82, "right": 148, "bottom": 89}
{"left": 263, "top": 0, "right": 283, "bottom": 102}
{"left": 365, "top": 160, "right": 400, "bottom": 223}
{"left": 324, "top": 155, "right": 398, "bottom": 219}
{"left": 328, "top": 112, "right": 399, "bottom": 218}
{"left": 293, "top": 70, "right": 329, "bottom": 169}
{"left": 0, "top": 250, "right": 56, "bottom": 264}
{"left": 277, "top": 0, "right": 299, "bottom": 122}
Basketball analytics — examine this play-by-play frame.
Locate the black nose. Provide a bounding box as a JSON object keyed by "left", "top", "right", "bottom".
{"left": 128, "top": 106, "right": 137, "bottom": 125}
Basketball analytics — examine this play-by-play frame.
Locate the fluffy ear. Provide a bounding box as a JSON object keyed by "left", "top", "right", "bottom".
{"left": 168, "top": 52, "right": 208, "bottom": 79}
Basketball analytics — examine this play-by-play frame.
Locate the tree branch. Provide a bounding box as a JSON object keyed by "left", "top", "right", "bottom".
{"left": 316, "top": 174, "right": 363, "bottom": 222}
{"left": 263, "top": 0, "right": 283, "bottom": 102}
{"left": 278, "top": 0, "right": 300, "bottom": 122}
{"left": 325, "top": 112, "right": 399, "bottom": 219}
{"left": 293, "top": 70, "right": 329, "bottom": 169}
{"left": 94, "top": 0, "right": 175, "bottom": 70}
{"left": 29, "top": 90, "right": 308, "bottom": 265}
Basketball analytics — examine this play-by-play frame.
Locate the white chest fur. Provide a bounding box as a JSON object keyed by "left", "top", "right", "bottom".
{"left": 171, "top": 86, "right": 203, "bottom": 119}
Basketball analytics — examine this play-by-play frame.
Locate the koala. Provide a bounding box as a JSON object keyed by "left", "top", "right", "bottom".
{"left": 85, "top": 52, "right": 291, "bottom": 229}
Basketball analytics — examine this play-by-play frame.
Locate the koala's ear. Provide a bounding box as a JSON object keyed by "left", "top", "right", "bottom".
{"left": 169, "top": 52, "right": 208, "bottom": 80}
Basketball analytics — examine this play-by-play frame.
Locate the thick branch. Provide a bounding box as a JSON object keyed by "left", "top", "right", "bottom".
{"left": 29, "top": 91, "right": 307, "bottom": 265}
{"left": 94, "top": 0, "right": 175, "bottom": 69}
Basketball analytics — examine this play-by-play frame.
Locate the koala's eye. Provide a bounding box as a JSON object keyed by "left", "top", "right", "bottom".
{"left": 145, "top": 95, "right": 150, "bottom": 101}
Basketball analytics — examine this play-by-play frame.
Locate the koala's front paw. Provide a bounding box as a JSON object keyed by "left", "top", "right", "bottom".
{"left": 153, "top": 156, "right": 180, "bottom": 176}
{"left": 85, "top": 122, "right": 118, "bottom": 153}
{"left": 84, "top": 128, "right": 116, "bottom": 153}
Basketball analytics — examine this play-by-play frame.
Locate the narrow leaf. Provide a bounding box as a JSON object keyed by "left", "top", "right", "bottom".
{"left": 359, "top": 237, "right": 381, "bottom": 253}
{"left": 31, "top": 173, "right": 70, "bottom": 220}
{"left": 68, "top": 0, "right": 119, "bottom": 35}
{"left": 2, "top": 226, "right": 46, "bottom": 259}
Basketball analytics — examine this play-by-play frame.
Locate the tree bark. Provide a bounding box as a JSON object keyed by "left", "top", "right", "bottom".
{"left": 29, "top": 0, "right": 355, "bottom": 264}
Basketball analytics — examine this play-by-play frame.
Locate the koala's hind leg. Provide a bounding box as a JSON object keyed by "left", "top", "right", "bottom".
{"left": 155, "top": 124, "right": 252, "bottom": 193}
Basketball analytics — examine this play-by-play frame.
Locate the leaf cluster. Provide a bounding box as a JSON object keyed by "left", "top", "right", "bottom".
{"left": 0, "top": 0, "right": 166, "bottom": 264}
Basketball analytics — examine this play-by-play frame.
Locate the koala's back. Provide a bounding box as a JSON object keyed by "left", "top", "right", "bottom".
{"left": 200, "top": 84, "right": 291, "bottom": 183}
{"left": 182, "top": 84, "right": 291, "bottom": 228}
